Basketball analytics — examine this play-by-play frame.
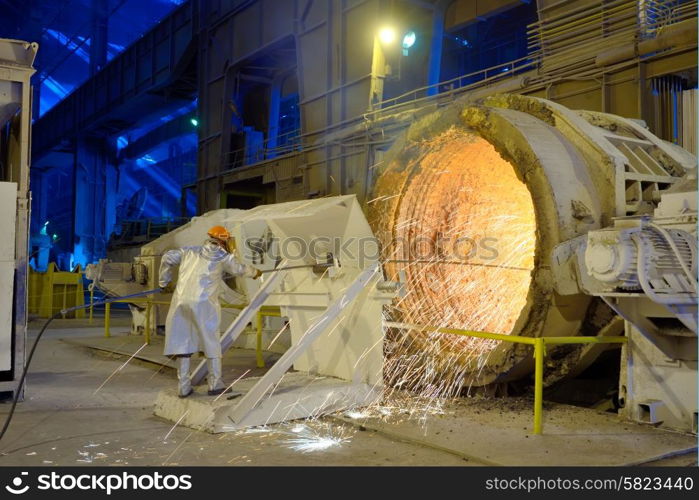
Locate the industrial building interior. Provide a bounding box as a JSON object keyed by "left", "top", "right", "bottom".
{"left": 0, "top": 0, "right": 697, "bottom": 467}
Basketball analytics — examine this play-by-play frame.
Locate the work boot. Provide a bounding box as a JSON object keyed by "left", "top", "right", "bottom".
{"left": 207, "top": 357, "right": 227, "bottom": 396}
{"left": 177, "top": 356, "right": 193, "bottom": 398}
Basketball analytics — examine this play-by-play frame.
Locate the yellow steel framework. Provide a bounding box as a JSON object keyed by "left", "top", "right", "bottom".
{"left": 28, "top": 263, "right": 85, "bottom": 318}
{"left": 99, "top": 297, "right": 282, "bottom": 369}
{"left": 95, "top": 296, "right": 628, "bottom": 434}
{"left": 385, "top": 321, "right": 627, "bottom": 435}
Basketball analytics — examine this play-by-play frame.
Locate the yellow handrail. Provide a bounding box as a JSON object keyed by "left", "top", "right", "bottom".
{"left": 100, "top": 297, "right": 283, "bottom": 370}
{"left": 384, "top": 321, "right": 627, "bottom": 435}
{"left": 97, "top": 300, "right": 625, "bottom": 434}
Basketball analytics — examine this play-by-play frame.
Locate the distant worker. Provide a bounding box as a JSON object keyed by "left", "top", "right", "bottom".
{"left": 159, "top": 225, "right": 262, "bottom": 398}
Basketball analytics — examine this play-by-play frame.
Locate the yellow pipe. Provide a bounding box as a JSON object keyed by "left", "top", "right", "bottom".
{"left": 104, "top": 302, "right": 111, "bottom": 338}
{"left": 533, "top": 338, "right": 545, "bottom": 435}
{"left": 543, "top": 336, "right": 627, "bottom": 345}
{"left": 255, "top": 311, "right": 265, "bottom": 368}
{"left": 222, "top": 303, "right": 282, "bottom": 315}
{"left": 385, "top": 322, "right": 537, "bottom": 345}
{"left": 113, "top": 299, "right": 171, "bottom": 306}
{"left": 396, "top": 322, "right": 625, "bottom": 347}
{"left": 392, "top": 323, "right": 626, "bottom": 435}
{"left": 439, "top": 327, "right": 537, "bottom": 345}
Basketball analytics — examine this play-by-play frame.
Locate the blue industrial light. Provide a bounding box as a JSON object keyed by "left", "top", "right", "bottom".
{"left": 451, "top": 35, "right": 470, "bottom": 47}
{"left": 402, "top": 31, "right": 416, "bottom": 49}
{"left": 402, "top": 30, "right": 416, "bottom": 56}
{"left": 190, "top": 118, "right": 199, "bottom": 127}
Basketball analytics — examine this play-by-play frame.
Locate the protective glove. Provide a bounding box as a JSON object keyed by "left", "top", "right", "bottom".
{"left": 160, "top": 282, "right": 175, "bottom": 293}
{"left": 252, "top": 268, "right": 263, "bottom": 280}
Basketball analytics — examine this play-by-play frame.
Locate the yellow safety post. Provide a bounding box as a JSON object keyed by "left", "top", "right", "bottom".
{"left": 104, "top": 302, "right": 111, "bottom": 338}
{"left": 61, "top": 283, "right": 68, "bottom": 318}
{"left": 145, "top": 300, "right": 152, "bottom": 345}
{"left": 89, "top": 286, "right": 94, "bottom": 324}
{"left": 255, "top": 311, "right": 265, "bottom": 368}
{"left": 533, "top": 337, "right": 545, "bottom": 435}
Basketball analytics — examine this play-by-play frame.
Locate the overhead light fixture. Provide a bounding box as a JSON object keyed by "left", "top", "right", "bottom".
{"left": 190, "top": 118, "right": 199, "bottom": 127}
{"left": 378, "top": 27, "right": 396, "bottom": 44}
{"left": 402, "top": 30, "right": 416, "bottom": 55}
{"left": 402, "top": 30, "right": 416, "bottom": 49}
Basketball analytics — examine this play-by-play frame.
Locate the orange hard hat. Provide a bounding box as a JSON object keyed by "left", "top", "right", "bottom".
{"left": 207, "top": 225, "right": 231, "bottom": 241}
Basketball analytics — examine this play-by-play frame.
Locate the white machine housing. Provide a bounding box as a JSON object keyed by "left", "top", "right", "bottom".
{"left": 226, "top": 195, "right": 388, "bottom": 386}
{"left": 92, "top": 196, "right": 395, "bottom": 430}
{"left": 0, "top": 39, "right": 36, "bottom": 398}
{"left": 561, "top": 175, "right": 698, "bottom": 433}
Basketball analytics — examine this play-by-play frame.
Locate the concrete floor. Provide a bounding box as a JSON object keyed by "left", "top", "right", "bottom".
{"left": 0, "top": 316, "right": 695, "bottom": 466}
{"left": 0, "top": 317, "right": 474, "bottom": 466}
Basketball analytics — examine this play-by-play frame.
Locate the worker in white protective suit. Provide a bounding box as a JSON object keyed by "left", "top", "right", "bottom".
{"left": 159, "top": 225, "right": 262, "bottom": 398}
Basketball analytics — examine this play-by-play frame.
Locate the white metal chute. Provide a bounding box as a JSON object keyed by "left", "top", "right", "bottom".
{"left": 227, "top": 264, "right": 380, "bottom": 426}
{"left": 153, "top": 195, "right": 394, "bottom": 431}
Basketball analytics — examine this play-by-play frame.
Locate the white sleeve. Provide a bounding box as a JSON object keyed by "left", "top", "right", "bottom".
{"left": 159, "top": 249, "right": 184, "bottom": 287}
{"left": 222, "top": 254, "right": 258, "bottom": 278}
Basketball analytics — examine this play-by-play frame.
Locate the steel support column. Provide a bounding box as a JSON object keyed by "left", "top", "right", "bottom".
{"left": 427, "top": 0, "right": 448, "bottom": 96}
{"left": 72, "top": 136, "right": 117, "bottom": 267}
{"left": 89, "top": 0, "right": 109, "bottom": 75}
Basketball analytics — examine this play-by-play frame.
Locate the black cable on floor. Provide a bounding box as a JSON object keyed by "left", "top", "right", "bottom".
{"left": 0, "top": 287, "right": 160, "bottom": 443}
{"left": 0, "top": 311, "right": 62, "bottom": 442}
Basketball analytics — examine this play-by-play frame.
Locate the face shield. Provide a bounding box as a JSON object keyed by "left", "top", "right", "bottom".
{"left": 225, "top": 237, "right": 237, "bottom": 254}
{"left": 208, "top": 236, "right": 235, "bottom": 254}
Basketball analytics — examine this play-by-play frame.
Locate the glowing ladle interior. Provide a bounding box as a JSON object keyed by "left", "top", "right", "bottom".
{"left": 384, "top": 128, "right": 537, "bottom": 358}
